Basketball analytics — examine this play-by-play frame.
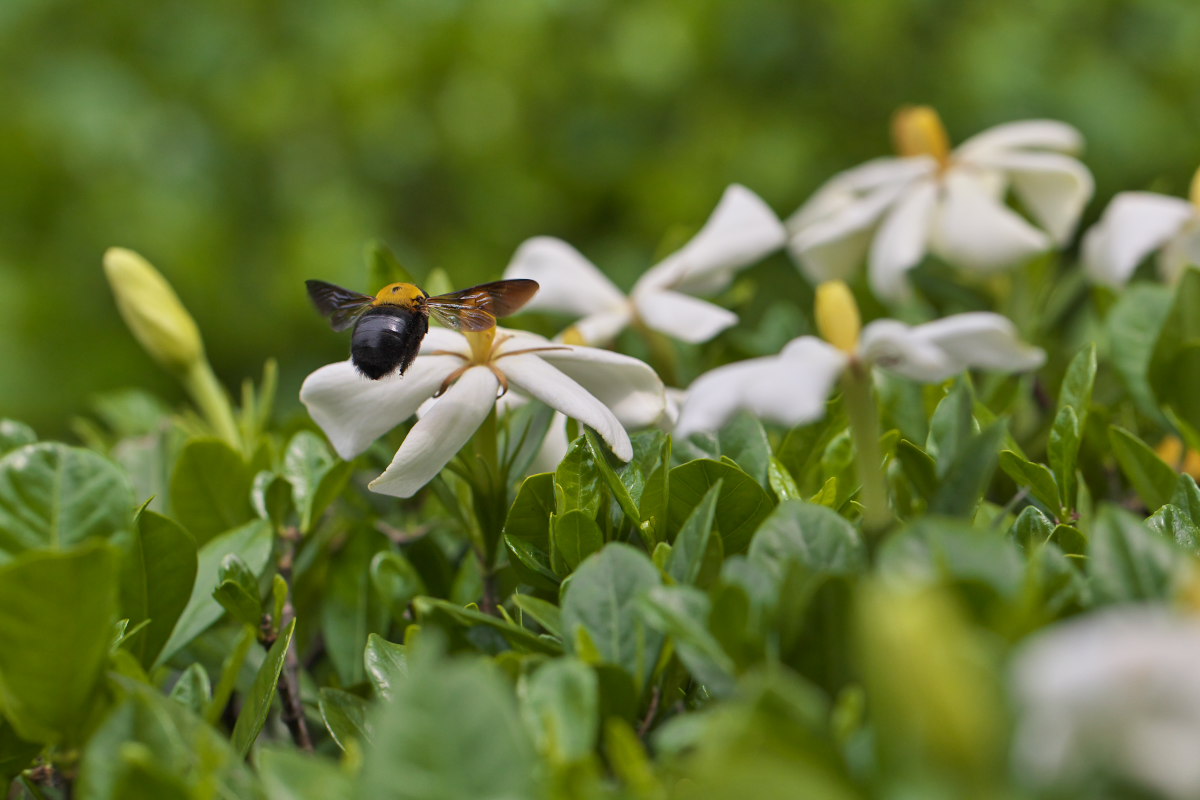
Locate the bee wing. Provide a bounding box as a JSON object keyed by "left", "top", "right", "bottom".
{"left": 426, "top": 279, "right": 540, "bottom": 332}
{"left": 306, "top": 280, "right": 375, "bottom": 332}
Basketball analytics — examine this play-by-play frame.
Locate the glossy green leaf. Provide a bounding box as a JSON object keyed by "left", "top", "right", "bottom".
{"left": 555, "top": 436, "right": 602, "bottom": 517}
{"left": 1048, "top": 405, "right": 1080, "bottom": 506}
{"left": 585, "top": 428, "right": 640, "bottom": 524}
{"left": 512, "top": 593, "right": 562, "bottom": 638}
{"left": 747, "top": 499, "right": 865, "bottom": 576}
{"left": 895, "top": 439, "right": 938, "bottom": 503}
{"left": 767, "top": 457, "right": 802, "bottom": 502}
{"left": 415, "top": 597, "right": 561, "bottom": 655}
{"left": 370, "top": 550, "right": 427, "bottom": 620}
{"left": 1149, "top": 266, "right": 1200, "bottom": 432}
{"left": 0, "top": 442, "right": 135, "bottom": 560}
{"left": 640, "top": 585, "right": 736, "bottom": 697}
{"left": 1109, "top": 425, "right": 1177, "bottom": 511}
{"left": 364, "top": 634, "right": 407, "bottom": 701}
{"left": 667, "top": 481, "right": 721, "bottom": 586}
{"left": 877, "top": 519, "right": 1025, "bottom": 599}
{"left": 926, "top": 381, "right": 974, "bottom": 477}
{"left": 251, "top": 470, "right": 292, "bottom": 527}
{"left": 0, "top": 717, "right": 40, "bottom": 785}
{"left": 168, "top": 437, "right": 253, "bottom": 545}
{"left": 319, "top": 687, "right": 371, "bottom": 750}
{"left": 677, "top": 412, "right": 772, "bottom": 486}
{"left": 366, "top": 238, "right": 417, "bottom": 287}
{"left": 282, "top": 430, "right": 351, "bottom": 532}
{"left": 213, "top": 554, "right": 263, "bottom": 629}
{"left": 1058, "top": 343, "right": 1097, "bottom": 420}
{"left": 561, "top": 543, "right": 663, "bottom": 691}
{"left": 930, "top": 422, "right": 1006, "bottom": 517}
{"left": 636, "top": 434, "right": 671, "bottom": 542}
{"left": 1090, "top": 505, "right": 1181, "bottom": 604}
{"left": 551, "top": 509, "right": 603, "bottom": 574}
{"left": 167, "top": 663, "right": 211, "bottom": 716}
{"left": 0, "top": 543, "right": 118, "bottom": 744}
{"left": 322, "top": 528, "right": 388, "bottom": 685}
{"left": 157, "top": 518, "right": 272, "bottom": 665}
{"left": 502, "top": 472, "right": 558, "bottom": 590}
{"left": 118, "top": 510, "right": 198, "bottom": 667}
{"left": 668, "top": 459, "right": 774, "bottom": 555}
{"left": 1108, "top": 283, "right": 1172, "bottom": 420}
{"left": 521, "top": 657, "right": 598, "bottom": 763}
{"left": 0, "top": 419, "right": 36, "bottom": 456}
{"left": 1147, "top": 504, "right": 1200, "bottom": 553}
{"left": 231, "top": 618, "right": 296, "bottom": 756}
{"left": 1011, "top": 506, "right": 1055, "bottom": 550}
{"left": 258, "top": 746, "right": 354, "bottom": 800}
{"left": 998, "top": 451, "right": 1061, "bottom": 513}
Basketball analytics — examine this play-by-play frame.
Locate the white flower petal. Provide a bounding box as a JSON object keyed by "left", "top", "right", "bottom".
{"left": 861, "top": 313, "right": 1044, "bottom": 382}
{"left": 867, "top": 179, "right": 938, "bottom": 301}
{"left": 1158, "top": 220, "right": 1200, "bottom": 284}
{"left": 502, "top": 236, "right": 626, "bottom": 316}
{"left": 929, "top": 169, "right": 1050, "bottom": 272}
{"left": 524, "top": 343, "right": 667, "bottom": 429}
{"left": 637, "top": 185, "right": 786, "bottom": 295}
{"left": 633, "top": 290, "right": 738, "bottom": 344}
{"left": 568, "top": 307, "right": 634, "bottom": 346}
{"left": 498, "top": 353, "right": 634, "bottom": 460}
{"left": 367, "top": 367, "right": 499, "bottom": 498}
{"left": 789, "top": 156, "right": 937, "bottom": 229}
{"left": 954, "top": 120, "right": 1084, "bottom": 159}
{"left": 966, "top": 151, "right": 1094, "bottom": 243}
{"left": 675, "top": 337, "right": 847, "bottom": 436}
{"left": 419, "top": 327, "right": 471, "bottom": 356}
{"left": 300, "top": 356, "right": 462, "bottom": 459}
{"left": 1083, "top": 192, "right": 1195, "bottom": 287}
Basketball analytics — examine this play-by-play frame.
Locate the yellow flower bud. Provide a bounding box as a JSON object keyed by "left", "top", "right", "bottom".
{"left": 892, "top": 105, "right": 951, "bottom": 166}
{"left": 559, "top": 325, "right": 588, "bottom": 347}
{"left": 1190, "top": 166, "right": 1200, "bottom": 210}
{"left": 103, "top": 248, "right": 204, "bottom": 375}
{"left": 814, "top": 281, "right": 861, "bottom": 355}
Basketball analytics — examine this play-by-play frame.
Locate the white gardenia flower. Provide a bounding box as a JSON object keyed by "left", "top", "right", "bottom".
{"left": 301, "top": 327, "right": 666, "bottom": 497}
{"left": 1011, "top": 607, "right": 1200, "bottom": 799}
{"left": 675, "top": 281, "right": 1043, "bottom": 436}
{"left": 1082, "top": 172, "right": 1200, "bottom": 287}
{"left": 503, "top": 184, "right": 787, "bottom": 346}
{"left": 788, "top": 106, "right": 1094, "bottom": 301}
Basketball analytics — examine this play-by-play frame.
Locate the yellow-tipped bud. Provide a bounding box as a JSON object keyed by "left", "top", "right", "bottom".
{"left": 891, "top": 105, "right": 951, "bottom": 165}
{"left": 1190, "top": 166, "right": 1200, "bottom": 210}
{"left": 560, "top": 325, "right": 588, "bottom": 347}
{"left": 103, "top": 247, "right": 204, "bottom": 375}
{"left": 814, "top": 281, "right": 861, "bottom": 355}
{"left": 464, "top": 326, "right": 497, "bottom": 364}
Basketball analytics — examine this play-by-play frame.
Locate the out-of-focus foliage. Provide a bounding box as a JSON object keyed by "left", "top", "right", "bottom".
{"left": 4, "top": 0, "right": 1200, "bottom": 431}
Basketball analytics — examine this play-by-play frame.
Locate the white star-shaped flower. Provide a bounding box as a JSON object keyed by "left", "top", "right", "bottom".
{"left": 1082, "top": 173, "right": 1200, "bottom": 287}
{"left": 301, "top": 327, "right": 665, "bottom": 497}
{"left": 503, "top": 184, "right": 787, "bottom": 345}
{"left": 788, "top": 106, "right": 1094, "bottom": 301}
{"left": 675, "top": 282, "right": 1044, "bottom": 436}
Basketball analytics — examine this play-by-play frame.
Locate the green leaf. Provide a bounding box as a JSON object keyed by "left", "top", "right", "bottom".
{"left": 169, "top": 437, "right": 253, "bottom": 545}
{"left": 251, "top": 470, "right": 292, "bottom": 527}
{"left": 1107, "top": 282, "right": 1173, "bottom": 420}
{"left": 213, "top": 554, "right": 263, "bottom": 629}
{"left": 521, "top": 657, "right": 598, "bottom": 763}
{"left": 555, "top": 436, "right": 602, "bottom": 517}
{"left": 157, "top": 518, "right": 273, "bottom": 666}
{"left": 930, "top": 422, "right": 1007, "bottom": 517}
{"left": 636, "top": 434, "right": 672, "bottom": 543}
{"left": 668, "top": 459, "right": 774, "bottom": 555}
{"left": 502, "top": 472, "right": 558, "bottom": 590}
{"left": 640, "top": 585, "right": 736, "bottom": 697}
{"left": 117, "top": 510, "right": 198, "bottom": 667}
{"left": 415, "top": 597, "right": 562, "bottom": 655}
{"left": 77, "top": 677, "right": 260, "bottom": 800}
{"left": 282, "top": 431, "right": 350, "bottom": 532}
{"left": 767, "top": 457, "right": 802, "bottom": 502}
{"left": 0, "top": 543, "right": 118, "bottom": 744}
{"left": 551, "top": 509, "right": 604, "bottom": 574}
{"left": 667, "top": 481, "right": 721, "bottom": 586}
{"left": 747, "top": 500, "right": 865, "bottom": 575}
{"left": 370, "top": 551, "right": 427, "bottom": 620}
{"left": 998, "top": 450, "right": 1061, "bottom": 513}
{"left": 1048, "top": 405, "right": 1081, "bottom": 506}
{"left": 0, "top": 442, "right": 135, "bottom": 560}
{"left": 231, "top": 618, "right": 296, "bottom": 756}
{"left": 1150, "top": 266, "right": 1200, "bottom": 432}
{"left": 677, "top": 412, "right": 772, "bottom": 486}
{"left": 926, "top": 381, "right": 974, "bottom": 477}
{"left": 1011, "top": 506, "right": 1055, "bottom": 550}
{"left": 364, "top": 634, "right": 407, "bottom": 701}
{"left": 322, "top": 528, "right": 388, "bottom": 685}
{"left": 359, "top": 654, "right": 540, "bottom": 800}
{"left": 585, "top": 428, "right": 640, "bottom": 524}
{"left": 1173, "top": 474, "right": 1200, "bottom": 526}
{"left": 895, "top": 440, "right": 938, "bottom": 503}
{"left": 512, "top": 593, "right": 562, "bottom": 638}
{"left": 0, "top": 419, "right": 36, "bottom": 455}
{"left": 877, "top": 518, "right": 1025, "bottom": 599}
{"left": 366, "top": 238, "right": 417, "bottom": 287}
{"left": 258, "top": 746, "right": 354, "bottom": 800}
{"left": 0, "top": 718, "right": 40, "bottom": 785}
{"left": 1146, "top": 504, "right": 1200, "bottom": 554}
{"left": 1058, "top": 343, "right": 1097, "bottom": 420}
{"left": 167, "top": 663, "right": 211, "bottom": 716}
{"left": 319, "top": 687, "right": 371, "bottom": 750}
{"left": 1090, "top": 505, "right": 1181, "bottom": 603}
{"left": 204, "top": 625, "right": 256, "bottom": 726}
{"left": 1109, "top": 425, "right": 1177, "bottom": 511}
{"left": 561, "top": 543, "right": 663, "bottom": 691}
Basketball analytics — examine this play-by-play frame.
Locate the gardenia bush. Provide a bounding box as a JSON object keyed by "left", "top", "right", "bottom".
{"left": 4, "top": 106, "right": 1200, "bottom": 799}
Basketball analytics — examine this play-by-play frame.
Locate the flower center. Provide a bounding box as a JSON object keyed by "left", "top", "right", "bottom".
{"left": 814, "top": 281, "right": 861, "bottom": 355}
{"left": 891, "top": 105, "right": 951, "bottom": 167}
{"left": 464, "top": 327, "right": 497, "bottom": 364}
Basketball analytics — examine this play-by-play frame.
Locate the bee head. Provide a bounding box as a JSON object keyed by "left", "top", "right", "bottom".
{"left": 373, "top": 282, "right": 427, "bottom": 310}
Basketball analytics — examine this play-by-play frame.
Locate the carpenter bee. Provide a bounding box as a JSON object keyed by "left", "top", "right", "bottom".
{"left": 306, "top": 278, "right": 540, "bottom": 379}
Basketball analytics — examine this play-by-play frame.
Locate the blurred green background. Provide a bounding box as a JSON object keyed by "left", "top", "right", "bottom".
{"left": 4, "top": 0, "right": 1199, "bottom": 435}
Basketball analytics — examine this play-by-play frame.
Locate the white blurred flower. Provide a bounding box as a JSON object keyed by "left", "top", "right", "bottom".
{"left": 788, "top": 106, "right": 1093, "bottom": 301}
{"left": 675, "top": 281, "right": 1043, "bottom": 436}
{"left": 503, "top": 184, "right": 786, "bottom": 346}
{"left": 1083, "top": 173, "right": 1200, "bottom": 287}
{"left": 301, "top": 327, "right": 665, "bottom": 497}
{"left": 1011, "top": 607, "right": 1200, "bottom": 799}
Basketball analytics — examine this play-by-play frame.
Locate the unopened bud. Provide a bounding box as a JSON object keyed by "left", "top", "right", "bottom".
{"left": 892, "top": 105, "right": 951, "bottom": 165}
{"left": 103, "top": 247, "right": 204, "bottom": 375}
{"left": 814, "top": 281, "right": 861, "bottom": 355}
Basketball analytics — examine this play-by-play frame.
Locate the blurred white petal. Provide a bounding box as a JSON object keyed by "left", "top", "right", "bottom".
{"left": 1158, "top": 221, "right": 1200, "bottom": 284}
{"left": 634, "top": 289, "right": 738, "bottom": 344}
{"left": 675, "top": 337, "right": 846, "bottom": 436}
{"left": 968, "top": 150, "right": 1094, "bottom": 243}
{"left": 639, "top": 185, "right": 786, "bottom": 295}
{"left": 861, "top": 313, "right": 1044, "bottom": 382}
{"left": 527, "top": 342, "right": 667, "bottom": 429}
{"left": 954, "top": 119, "right": 1084, "bottom": 159}
{"left": 789, "top": 156, "right": 936, "bottom": 229}
{"left": 868, "top": 180, "right": 938, "bottom": 301}
{"left": 859, "top": 320, "right": 957, "bottom": 382}
{"left": 567, "top": 307, "right": 633, "bottom": 347}
{"left": 300, "top": 356, "right": 461, "bottom": 459}
{"left": 1083, "top": 192, "right": 1194, "bottom": 287}
{"left": 368, "top": 367, "right": 499, "bottom": 498}
{"left": 499, "top": 353, "right": 633, "bottom": 460}
{"left": 419, "top": 327, "right": 472, "bottom": 356}
{"left": 503, "top": 236, "right": 626, "bottom": 316}
{"left": 930, "top": 169, "right": 1050, "bottom": 272}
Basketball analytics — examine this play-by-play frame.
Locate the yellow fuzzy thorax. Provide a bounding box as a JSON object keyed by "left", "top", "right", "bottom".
{"left": 372, "top": 282, "right": 428, "bottom": 308}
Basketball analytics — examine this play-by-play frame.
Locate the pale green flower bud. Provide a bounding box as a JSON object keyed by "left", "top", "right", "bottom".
{"left": 103, "top": 247, "right": 204, "bottom": 375}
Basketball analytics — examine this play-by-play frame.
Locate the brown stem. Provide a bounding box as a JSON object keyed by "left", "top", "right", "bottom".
{"left": 269, "top": 527, "right": 313, "bottom": 752}
{"left": 637, "top": 684, "right": 662, "bottom": 739}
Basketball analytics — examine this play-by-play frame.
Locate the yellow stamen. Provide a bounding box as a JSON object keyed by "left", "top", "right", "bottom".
{"left": 560, "top": 325, "right": 588, "bottom": 346}
{"left": 814, "top": 281, "right": 861, "bottom": 355}
{"left": 464, "top": 327, "right": 497, "bottom": 364}
{"left": 891, "top": 105, "right": 951, "bottom": 166}
{"left": 1189, "top": 167, "right": 1200, "bottom": 210}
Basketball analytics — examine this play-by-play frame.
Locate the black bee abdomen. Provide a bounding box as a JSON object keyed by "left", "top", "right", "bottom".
{"left": 350, "top": 307, "right": 429, "bottom": 380}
